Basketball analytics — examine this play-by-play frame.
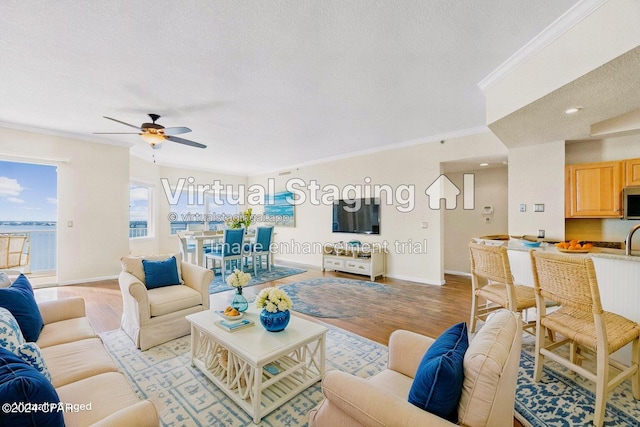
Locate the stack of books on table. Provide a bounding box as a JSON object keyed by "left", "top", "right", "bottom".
{"left": 215, "top": 318, "right": 255, "bottom": 332}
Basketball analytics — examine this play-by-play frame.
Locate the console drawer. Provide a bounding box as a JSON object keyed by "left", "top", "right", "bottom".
{"left": 345, "top": 260, "right": 371, "bottom": 274}
{"left": 323, "top": 257, "right": 345, "bottom": 269}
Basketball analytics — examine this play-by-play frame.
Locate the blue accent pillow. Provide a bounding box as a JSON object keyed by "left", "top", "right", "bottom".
{"left": 142, "top": 256, "right": 180, "bottom": 289}
{"left": 408, "top": 322, "right": 469, "bottom": 422}
{"left": 0, "top": 348, "right": 64, "bottom": 427}
{"left": 0, "top": 275, "right": 44, "bottom": 342}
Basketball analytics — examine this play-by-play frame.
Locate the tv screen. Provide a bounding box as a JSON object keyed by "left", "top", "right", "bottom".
{"left": 332, "top": 198, "right": 380, "bottom": 234}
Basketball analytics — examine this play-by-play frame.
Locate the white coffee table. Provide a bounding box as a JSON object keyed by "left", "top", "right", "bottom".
{"left": 186, "top": 307, "right": 328, "bottom": 423}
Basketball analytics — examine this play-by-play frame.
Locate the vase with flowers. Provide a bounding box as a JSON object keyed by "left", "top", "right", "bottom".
{"left": 226, "top": 269, "right": 252, "bottom": 312}
{"left": 225, "top": 207, "right": 253, "bottom": 232}
{"left": 255, "top": 288, "right": 293, "bottom": 332}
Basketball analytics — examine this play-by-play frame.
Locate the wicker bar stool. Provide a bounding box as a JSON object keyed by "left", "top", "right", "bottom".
{"left": 468, "top": 241, "right": 537, "bottom": 333}
{"left": 530, "top": 251, "right": 640, "bottom": 427}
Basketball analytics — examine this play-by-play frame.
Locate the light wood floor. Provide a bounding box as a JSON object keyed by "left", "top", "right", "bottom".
{"left": 32, "top": 265, "right": 523, "bottom": 427}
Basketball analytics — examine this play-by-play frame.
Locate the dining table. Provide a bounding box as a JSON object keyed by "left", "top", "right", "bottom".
{"left": 185, "top": 231, "right": 257, "bottom": 268}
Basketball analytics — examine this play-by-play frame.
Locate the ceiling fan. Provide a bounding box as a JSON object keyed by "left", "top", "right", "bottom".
{"left": 94, "top": 113, "right": 206, "bottom": 149}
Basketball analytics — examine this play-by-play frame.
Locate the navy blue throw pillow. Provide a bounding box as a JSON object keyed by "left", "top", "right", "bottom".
{"left": 0, "top": 275, "right": 44, "bottom": 342}
{"left": 408, "top": 322, "right": 469, "bottom": 422}
{"left": 142, "top": 256, "right": 180, "bottom": 289}
{"left": 0, "top": 348, "right": 64, "bottom": 427}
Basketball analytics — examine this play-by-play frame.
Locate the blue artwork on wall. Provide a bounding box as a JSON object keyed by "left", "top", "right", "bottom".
{"left": 264, "top": 191, "right": 295, "bottom": 227}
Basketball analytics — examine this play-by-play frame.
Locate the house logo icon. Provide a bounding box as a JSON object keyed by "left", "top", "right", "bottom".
{"left": 425, "top": 174, "right": 475, "bottom": 210}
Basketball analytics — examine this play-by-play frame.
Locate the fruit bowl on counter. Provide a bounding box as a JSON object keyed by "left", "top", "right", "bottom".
{"left": 555, "top": 240, "right": 593, "bottom": 253}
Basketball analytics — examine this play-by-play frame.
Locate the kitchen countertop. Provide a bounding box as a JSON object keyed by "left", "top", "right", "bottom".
{"left": 503, "top": 239, "right": 640, "bottom": 262}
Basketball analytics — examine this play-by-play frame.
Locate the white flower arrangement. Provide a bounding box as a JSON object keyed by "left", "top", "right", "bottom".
{"left": 255, "top": 288, "right": 293, "bottom": 313}
{"left": 226, "top": 269, "right": 251, "bottom": 288}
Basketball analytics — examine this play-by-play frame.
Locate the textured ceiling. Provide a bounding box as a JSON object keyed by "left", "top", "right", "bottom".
{"left": 489, "top": 45, "right": 640, "bottom": 148}
{"left": 0, "top": 1, "right": 578, "bottom": 175}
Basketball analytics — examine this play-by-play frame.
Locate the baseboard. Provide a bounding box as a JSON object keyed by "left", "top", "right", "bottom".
{"left": 273, "top": 258, "right": 318, "bottom": 271}
{"left": 444, "top": 270, "right": 471, "bottom": 277}
{"left": 57, "top": 275, "right": 119, "bottom": 286}
{"left": 384, "top": 273, "right": 445, "bottom": 286}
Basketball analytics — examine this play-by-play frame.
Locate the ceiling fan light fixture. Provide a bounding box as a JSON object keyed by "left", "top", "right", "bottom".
{"left": 140, "top": 132, "right": 166, "bottom": 147}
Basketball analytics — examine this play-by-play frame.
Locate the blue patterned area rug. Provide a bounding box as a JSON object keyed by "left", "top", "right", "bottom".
{"left": 516, "top": 336, "right": 640, "bottom": 426}
{"left": 101, "top": 325, "right": 387, "bottom": 427}
{"left": 209, "top": 265, "right": 306, "bottom": 294}
{"left": 279, "top": 278, "right": 400, "bottom": 318}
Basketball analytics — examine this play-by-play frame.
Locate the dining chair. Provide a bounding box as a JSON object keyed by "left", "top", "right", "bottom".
{"left": 530, "top": 251, "right": 640, "bottom": 427}
{"left": 205, "top": 228, "right": 245, "bottom": 281}
{"left": 177, "top": 232, "right": 196, "bottom": 264}
{"left": 244, "top": 226, "right": 274, "bottom": 275}
{"left": 468, "top": 241, "right": 536, "bottom": 334}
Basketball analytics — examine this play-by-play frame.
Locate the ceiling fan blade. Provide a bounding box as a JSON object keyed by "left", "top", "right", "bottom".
{"left": 163, "top": 126, "right": 192, "bottom": 136}
{"left": 103, "top": 116, "right": 142, "bottom": 130}
{"left": 166, "top": 135, "right": 207, "bottom": 149}
{"left": 93, "top": 132, "right": 141, "bottom": 134}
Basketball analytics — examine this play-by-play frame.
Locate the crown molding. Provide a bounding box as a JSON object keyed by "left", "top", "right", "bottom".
{"left": 250, "top": 125, "right": 490, "bottom": 178}
{"left": 478, "top": 0, "right": 608, "bottom": 92}
{"left": 0, "top": 120, "right": 132, "bottom": 148}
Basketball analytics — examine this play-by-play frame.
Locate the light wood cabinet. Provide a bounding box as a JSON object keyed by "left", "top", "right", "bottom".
{"left": 624, "top": 158, "right": 640, "bottom": 186}
{"left": 565, "top": 161, "right": 623, "bottom": 218}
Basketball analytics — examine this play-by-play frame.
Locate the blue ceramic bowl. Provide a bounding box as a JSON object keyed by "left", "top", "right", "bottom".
{"left": 520, "top": 240, "right": 542, "bottom": 247}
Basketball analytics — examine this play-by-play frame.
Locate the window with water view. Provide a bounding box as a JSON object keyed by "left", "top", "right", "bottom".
{"left": 0, "top": 160, "right": 57, "bottom": 273}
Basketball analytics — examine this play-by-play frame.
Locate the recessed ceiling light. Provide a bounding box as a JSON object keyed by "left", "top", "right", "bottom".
{"left": 564, "top": 107, "right": 581, "bottom": 114}
{"left": 479, "top": 162, "right": 489, "bottom": 167}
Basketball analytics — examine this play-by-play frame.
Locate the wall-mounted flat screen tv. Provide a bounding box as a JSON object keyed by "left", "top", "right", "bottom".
{"left": 332, "top": 198, "right": 380, "bottom": 234}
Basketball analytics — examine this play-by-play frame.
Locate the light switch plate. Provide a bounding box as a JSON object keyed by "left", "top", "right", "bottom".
{"left": 519, "top": 204, "right": 526, "bottom": 212}
{"left": 534, "top": 204, "right": 545, "bottom": 212}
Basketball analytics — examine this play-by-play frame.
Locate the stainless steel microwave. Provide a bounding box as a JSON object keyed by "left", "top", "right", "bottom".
{"left": 624, "top": 186, "right": 640, "bottom": 219}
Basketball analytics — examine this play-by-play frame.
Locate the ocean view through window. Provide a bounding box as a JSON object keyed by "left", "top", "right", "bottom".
{"left": 129, "top": 183, "right": 152, "bottom": 238}
{"left": 0, "top": 160, "right": 57, "bottom": 273}
{"left": 169, "top": 191, "right": 238, "bottom": 234}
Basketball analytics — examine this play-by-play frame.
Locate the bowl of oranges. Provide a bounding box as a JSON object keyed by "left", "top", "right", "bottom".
{"left": 555, "top": 240, "right": 593, "bottom": 253}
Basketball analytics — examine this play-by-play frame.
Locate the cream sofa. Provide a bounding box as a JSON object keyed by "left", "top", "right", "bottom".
{"left": 3, "top": 294, "right": 159, "bottom": 427}
{"left": 119, "top": 254, "right": 214, "bottom": 350}
{"left": 308, "top": 310, "right": 522, "bottom": 427}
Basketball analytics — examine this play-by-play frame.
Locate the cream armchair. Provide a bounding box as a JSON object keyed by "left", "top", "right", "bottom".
{"left": 119, "top": 253, "right": 213, "bottom": 350}
{"left": 308, "top": 310, "right": 522, "bottom": 427}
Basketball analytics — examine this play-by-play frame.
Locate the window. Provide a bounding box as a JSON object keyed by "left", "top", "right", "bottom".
{"left": 169, "top": 191, "right": 238, "bottom": 234}
{"left": 129, "top": 183, "right": 153, "bottom": 238}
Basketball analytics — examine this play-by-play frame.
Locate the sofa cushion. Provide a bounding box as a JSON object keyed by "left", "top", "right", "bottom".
{"left": 0, "top": 308, "right": 51, "bottom": 381}
{"left": 408, "top": 322, "right": 468, "bottom": 422}
{"left": 0, "top": 347, "right": 64, "bottom": 427}
{"left": 40, "top": 338, "right": 118, "bottom": 388}
{"left": 0, "top": 275, "right": 44, "bottom": 342}
{"left": 121, "top": 253, "right": 184, "bottom": 285}
{"left": 36, "top": 317, "right": 97, "bottom": 349}
{"left": 147, "top": 285, "right": 203, "bottom": 317}
{"left": 56, "top": 371, "right": 145, "bottom": 427}
{"left": 142, "top": 256, "right": 180, "bottom": 289}
{"left": 458, "top": 310, "right": 518, "bottom": 427}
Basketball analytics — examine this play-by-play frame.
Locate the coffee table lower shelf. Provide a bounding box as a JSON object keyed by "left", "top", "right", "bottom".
{"left": 189, "top": 325, "right": 326, "bottom": 423}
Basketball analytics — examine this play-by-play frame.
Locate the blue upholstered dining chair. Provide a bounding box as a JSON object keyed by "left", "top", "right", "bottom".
{"left": 244, "top": 226, "right": 274, "bottom": 275}
{"left": 205, "top": 228, "right": 245, "bottom": 281}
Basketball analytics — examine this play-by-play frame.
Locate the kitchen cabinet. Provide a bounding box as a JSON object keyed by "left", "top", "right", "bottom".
{"left": 565, "top": 160, "right": 622, "bottom": 218}
{"left": 624, "top": 158, "right": 640, "bottom": 186}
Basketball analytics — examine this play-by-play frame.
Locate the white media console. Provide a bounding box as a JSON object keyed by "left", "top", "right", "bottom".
{"left": 321, "top": 242, "right": 385, "bottom": 281}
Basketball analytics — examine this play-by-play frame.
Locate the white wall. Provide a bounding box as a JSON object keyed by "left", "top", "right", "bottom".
{"left": 508, "top": 141, "right": 566, "bottom": 241}
{"left": 444, "top": 167, "right": 508, "bottom": 275}
{"left": 0, "top": 126, "right": 130, "bottom": 283}
{"left": 248, "top": 131, "right": 507, "bottom": 285}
